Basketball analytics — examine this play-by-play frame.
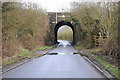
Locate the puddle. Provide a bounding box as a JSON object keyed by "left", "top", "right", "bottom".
{"left": 47, "top": 53, "right": 79, "bottom": 55}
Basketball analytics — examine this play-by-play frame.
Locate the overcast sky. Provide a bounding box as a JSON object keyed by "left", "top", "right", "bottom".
{"left": 2, "top": 0, "right": 119, "bottom": 12}
{"left": 21, "top": 0, "right": 75, "bottom": 12}
{"left": 20, "top": 0, "right": 119, "bottom": 12}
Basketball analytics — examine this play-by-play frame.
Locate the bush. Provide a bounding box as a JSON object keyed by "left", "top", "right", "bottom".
{"left": 2, "top": 2, "right": 49, "bottom": 58}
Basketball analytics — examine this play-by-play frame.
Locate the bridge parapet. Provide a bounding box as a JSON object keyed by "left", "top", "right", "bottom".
{"left": 48, "top": 12, "right": 72, "bottom": 24}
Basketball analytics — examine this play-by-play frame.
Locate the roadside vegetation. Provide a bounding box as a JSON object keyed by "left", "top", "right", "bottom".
{"left": 75, "top": 46, "right": 120, "bottom": 79}
{"left": 93, "top": 55, "right": 120, "bottom": 79}
{"left": 2, "top": 2, "right": 50, "bottom": 67}
{"left": 71, "top": 2, "right": 119, "bottom": 79}
{"left": 3, "top": 46, "right": 52, "bottom": 67}
{"left": 32, "top": 46, "right": 52, "bottom": 52}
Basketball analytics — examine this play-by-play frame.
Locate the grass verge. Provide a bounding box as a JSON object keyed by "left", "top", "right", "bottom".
{"left": 75, "top": 46, "right": 120, "bottom": 79}
{"left": 74, "top": 46, "right": 85, "bottom": 50}
{"left": 3, "top": 46, "right": 52, "bottom": 67}
{"left": 93, "top": 55, "right": 120, "bottom": 79}
{"left": 32, "top": 46, "right": 52, "bottom": 52}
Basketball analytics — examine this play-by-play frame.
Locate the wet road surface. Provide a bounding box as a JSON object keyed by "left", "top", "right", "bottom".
{"left": 3, "top": 40, "right": 105, "bottom": 78}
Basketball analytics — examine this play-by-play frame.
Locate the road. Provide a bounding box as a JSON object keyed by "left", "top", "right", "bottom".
{"left": 3, "top": 40, "right": 106, "bottom": 78}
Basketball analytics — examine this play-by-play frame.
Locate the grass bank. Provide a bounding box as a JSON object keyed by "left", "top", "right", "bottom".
{"left": 93, "top": 55, "right": 120, "bottom": 79}
{"left": 75, "top": 46, "right": 120, "bottom": 79}
{"left": 3, "top": 46, "right": 52, "bottom": 67}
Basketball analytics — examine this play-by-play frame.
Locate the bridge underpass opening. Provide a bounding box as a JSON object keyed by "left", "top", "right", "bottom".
{"left": 54, "top": 21, "right": 75, "bottom": 45}
{"left": 57, "top": 25, "right": 73, "bottom": 42}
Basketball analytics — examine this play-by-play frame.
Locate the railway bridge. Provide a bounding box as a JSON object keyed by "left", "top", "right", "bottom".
{"left": 45, "top": 12, "right": 81, "bottom": 46}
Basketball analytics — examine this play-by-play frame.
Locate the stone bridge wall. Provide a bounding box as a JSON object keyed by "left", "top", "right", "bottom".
{"left": 44, "top": 12, "right": 81, "bottom": 46}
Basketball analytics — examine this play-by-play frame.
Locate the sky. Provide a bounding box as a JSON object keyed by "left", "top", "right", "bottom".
{"left": 20, "top": 0, "right": 119, "bottom": 12}
{"left": 2, "top": 0, "right": 119, "bottom": 12}
{"left": 21, "top": 0, "right": 76, "bottom": 12}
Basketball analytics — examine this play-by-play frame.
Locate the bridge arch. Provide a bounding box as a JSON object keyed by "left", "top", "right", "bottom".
{"left": 54, "top": 21, "right": 76, "bottom": 45}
